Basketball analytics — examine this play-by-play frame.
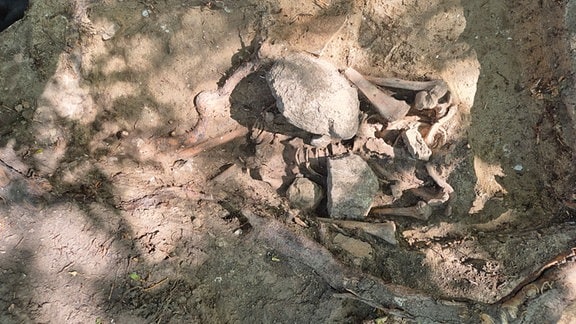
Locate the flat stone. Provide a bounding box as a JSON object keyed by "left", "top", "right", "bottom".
{"left": 286, "top": 177, "right": 323, "bottom": 211}
{"left": 327, "top": 154, "right": 379, "bottom": 220}
{"left": 267, "top": 53, "right": 360, "bottom": 140}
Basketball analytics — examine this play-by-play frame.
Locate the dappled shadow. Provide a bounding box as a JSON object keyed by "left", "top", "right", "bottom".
{"left": 1, "top": 0, "right": 576, "bottom": 322}
{"left": 459, "top": 0, "right": 575, "bottom": 221}
{"left": 0, "top": 0, "right": 271, "bottom": 321}
{"left": 345, "top": 0, "right": 576, "bottom": 310}
{"left": 453, "top": 0, "right": 576, "bottom": 313}
{"left": 1, "top": 0, "right": 370, "bottom": 322}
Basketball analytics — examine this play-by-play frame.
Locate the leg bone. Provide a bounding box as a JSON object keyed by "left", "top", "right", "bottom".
{"left": 370, "top": 201, "right": 432, "bottom": 221}
{"left": 187, "top": 61, "right": 261, "bottom": 145}
{"left": 365, "top": 76, "right": 449, "bottom": 110}
{"left": 344, "top": 67, "right": 411, "bottom": 122}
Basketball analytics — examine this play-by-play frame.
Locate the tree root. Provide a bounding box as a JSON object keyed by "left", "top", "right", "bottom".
{"left": 243, "top": 209, "right": 576, "bottom": 322}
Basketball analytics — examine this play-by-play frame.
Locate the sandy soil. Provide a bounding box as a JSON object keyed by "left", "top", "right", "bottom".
{"left": 0, "top": 0, "right": 575, "bottom": 322}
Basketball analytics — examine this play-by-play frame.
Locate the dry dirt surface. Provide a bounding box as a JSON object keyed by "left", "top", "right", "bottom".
{"left": 1, "top": 0, "right": 576, "bottom": 323}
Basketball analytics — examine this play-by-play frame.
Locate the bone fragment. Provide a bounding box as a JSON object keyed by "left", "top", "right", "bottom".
{"left": 402, "top": 126, "right": 432, "bottom": 161}
{"left": 371, "top": 201, "right": 432, "bottom": 221}
{"left": 425, "top": 104, "right": 457, "bottom": 148}
{"left": 0, "top": 166, "right": 9, "bottom": 187}
{"left": 365, "top": 76, "right": 449, "bottom": 110}
{"left": 367, "top": 161, "right": 424, "bottom": 199}
{"left": 384, "top": 116, "right": 420, "bottom": 131}
{"left": 344, "top": 67, "right": 411, "bottom": 122}
{"left": 317, "top": 218, "right": 398, "bottom": 245}
{"left": 363, "top": 138, "right": 395, "bottom": 157}
{"left": 425, "top": 163, "right": 454, "bottom": 207}
{"left": 187, "top": 61, "right": 261, "bottom": 146}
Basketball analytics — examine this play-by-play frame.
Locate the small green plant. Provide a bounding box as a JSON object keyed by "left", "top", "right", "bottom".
{"left": 129, "top": 272, "right": 141, "bottom": 281}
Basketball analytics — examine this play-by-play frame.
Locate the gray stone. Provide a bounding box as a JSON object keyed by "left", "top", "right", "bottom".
{"left": 286, "top": 177, "right": 323, "bottom": 210}
{"left": 327, "top": 154, "right": 379, "bottom": 220}
{"left": 267, "top": 53, "right": 360, "bottom": 140}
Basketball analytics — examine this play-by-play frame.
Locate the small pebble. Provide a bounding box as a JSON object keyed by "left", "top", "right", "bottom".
{"left": 21, "top": 109, "right": 34, "bottom": 120}
{"left": 0, "top": 167, "right": 10, "bottom": 187}
{"left": 513, "top": 164, "right": 523, "bottom": 172}
{"left": 116, "top": 130, "right": 129, "bottom": 139}
{"left": 263, "top": 111, "right": 274, "bottom": 124}
{"left": 102, "top": 23, "right": 118, "bottom": 41}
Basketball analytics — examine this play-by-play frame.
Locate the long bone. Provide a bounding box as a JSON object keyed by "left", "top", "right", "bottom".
{"left": 187, "top": 61, "right": 261, "bottom": 146}
{"left": 365, "top": 76, "right": 449, "bottom": 110}
{"left": 162, "top": 61, "right": 261, "bottom": 158}
{"left": 370, "top": 201, "right": 432, "bottom": 221}
{"left": 317, "top": 218, "right": 398, "bottom": 245}
{"left": 344, "top": 67, "right": 411, "bottom": 122}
